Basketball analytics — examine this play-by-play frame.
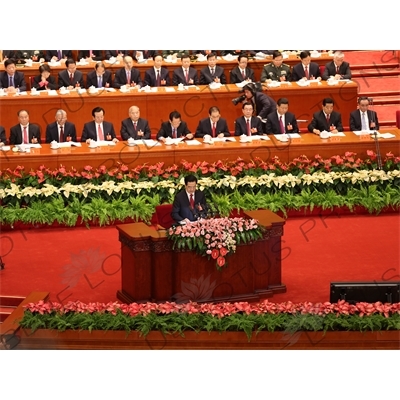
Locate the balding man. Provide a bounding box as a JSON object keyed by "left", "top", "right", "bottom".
{"left": 113, "top": 56, "right": 142, "bottom": 88}
{"left": 322, "top": 51, "right": 352, "bottom": 80}
{"left": 120, "top": 106, "right": 151, "bottom": 140}
{"left": 10, "top": 110, "right": 41, "bottom": 144}
{"left": 45, "top": 109, "right": 77, "bottom": 143}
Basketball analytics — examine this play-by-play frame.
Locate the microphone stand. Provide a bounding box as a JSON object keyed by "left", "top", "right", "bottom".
{"left": 370, "top": 98, "right": 382, "bottom": 170}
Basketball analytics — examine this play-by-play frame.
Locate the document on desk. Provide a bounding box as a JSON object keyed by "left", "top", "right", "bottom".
{"left": 142, "top": 139, "right": 161, "bottom": 147}
{"left": 96, "top": 140, "right": 116, "bottom": 146}
{"left": 212, "top": 137, "right": 237, "bottom": 142}
{"left": 185, "top": 139, "right": 202, "bottom": 145}
{"left": 250, "top": 135, "right": 271, "bottom": 141}
{"left": 329, "top": 132, "right": 346, "bottom": 137}
{"left": 353, "top": 130, "right": 377, "bottom": 136}
{"left": 57, "top": 142, "right": 82, "bottom": 148}
{"left": 164, "top": 87, "right": 176, "bottom": 92}
{"left": 378, "top": 133, "right": 396, "bottom": 138}
{"left": 26, "top": 144, "right": 42, "bottom": 148}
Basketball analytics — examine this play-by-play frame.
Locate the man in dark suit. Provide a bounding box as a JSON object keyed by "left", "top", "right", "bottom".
{"left": 0, "top": 59, "right": 27, "bottom": 92}
{"left": 265, "top": 98, "right": 299, "bottom": 134}
{"left": 45, "top": 50, "right": 72, "bottom": 62}
{"left": 143, "top": 55, "right": 170, "bottom": 87}
{"left": 200, "top": 52, "right": 227, "bottom": 84}
{"left": 291, "top": 50, "right": 321, "bottom": 81}
{"left": 133, "top": 50, "right": 157, "bottom": 61}
{"left": 242, "top": 83, "right": 277, "bottom": 121}
{"left": 234, "top": 103, "right": 264, "bottom": 136}
{"left": 157, "top": 111, "right": 193, "bottom": 141}
{"left": 120, "top": 106, "right": 151, "bottom": 140}
{"left": 105, "top": 50, "right": 129, "bottom": 59}
{"left": 308, "top": 98, "right": 343, "bottom": 135}
{"left": 86, "top": 62, "right": 112, "bottom": 88}
{"left": 78, "top": 50, "right": 103, "bottom": 61}
{"left": 113, "top": 56, "right": 142, "bottom": 88}
{"left": 322, "top": 51, "right": 352, "bottom": 80}
{"left": 9, "top": 109, "right": 41, "bottom": 144}
{"left": 172, "top": 54, "right": 199, "bottom": 85}
{"left": 81, "top": 107, "right": 118, "bottom": 143}
{"left": 195, "top": 106, "right": 230, "bottom": 138}
{"left": 58, "top": 59, "right": 84, "bottom": 89}
{"left": 230, "top": 54, "right": 255, "bottom": 84}
{"left": 45, "top": 110, "right": 77, "bottom": 143}
{"left": 0, "top": 125, "right": 7, "bottom": 145}
{"left": 171, "top": 174, "right": 207, "bottom": 224}
{"left": 349, "top": 96, "right": 380, "bottom": 131}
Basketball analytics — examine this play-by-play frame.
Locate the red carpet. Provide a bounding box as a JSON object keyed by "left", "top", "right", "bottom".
{"left": 1, "top": 213, "right": 399, "bottom": 304}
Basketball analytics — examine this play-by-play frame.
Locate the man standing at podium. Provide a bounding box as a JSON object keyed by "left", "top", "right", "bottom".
{"left": 171, "top": 175, "right": 207, "bottom": 224}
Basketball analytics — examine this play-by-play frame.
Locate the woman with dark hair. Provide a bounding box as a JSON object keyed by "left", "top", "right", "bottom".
{"left": 32, "top": 64, "right": 58, "bottom": 90}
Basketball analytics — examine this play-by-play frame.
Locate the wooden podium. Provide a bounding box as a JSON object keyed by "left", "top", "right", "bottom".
{"left": 116, "top": 210, "right": 286, "bottom": 304}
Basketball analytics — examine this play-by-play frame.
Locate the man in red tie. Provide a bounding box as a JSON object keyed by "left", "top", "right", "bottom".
{"left": 57, "top": 59, "right": 84, "bottom": 89}
{"left": 234, "top": 103, "right": 263, "bottom": 136}
{"left": 229, "top": 54, "right": 255, "bottom": 84}
{"left": 9, "top": 109, "right": 41, "bottom": 144}
{"left": 322, "top": 51, "right": 352, "bottom": 80}
{"left": 171, "top": 174, "right": 208, "bottom": 224}
{"left": 265, "top": 98, "right": 299, "bottom": 135}
{"left": 194, "top": 106, "right": 231, "bottom": 138}
{"left": 291, "top": 51, "right": 321, "bottom": 81}
{"left": 308, "top": 98, "right": 343, "bottom": 135}
{"left": 172, "top": 54, "right": 199, "bottom": 86}
{"left": 156, "top": 111, "right": 193, "bottom": 142}
{"left": 143, "top": 55, "right": 170, "bottom": 87}
{"left": 81, "top": 107, "right": 119, "bottom": 143}
{"left": 120, "top": 105, "right": 151, "bottom": 140}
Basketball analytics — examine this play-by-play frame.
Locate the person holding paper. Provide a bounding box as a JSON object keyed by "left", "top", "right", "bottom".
{"left": 0, "top": 59, "right": 27, "bottom": 93}
{"left": 143, "top": 55, "right": 170, "bottom": 87}
{"left": 172, "top": 54, "right": 199, "bottom": 85}
{"left": 234, "top": 103, "right": 263, "bottom": 136}
{"left": 322, "top": 51, "right": 352, "bottom": 80}
{"left": 9, "top": 110, "right": 41, "bottom": 144}
{"left": 171, "top": 174, "right": 207, "bottom": 224}
{"left": 86, "top": 62, "right": 112, "bottom": 88}
{"left": 199, "top": 52, "right": 227, "bottom": 84}
{"left": 120, "top": 106, "right": 151, "bottom": 140}
{"left": 230, "top": 54, "right": 255, "bottom": 84}
{"left": 349, "top": 97, "right": 380, "bottom": 131}
{"left": 113, "top": 56, "right": 142, "bottom": 89}
{"left": 308, "top": 98, "right": 343, "bottom": 135}
{"left": 45, "top": 110, "right": 77, "bottom": 143}
{"left": 291, "top": 51, "right": 321, "bottom": 81}
{"left": 260, "top": 51, "right": 291, "bottom": 82}
{"left": 32, "top": 64, "right": 58, "bottom": 91}
{"left": 157, "top": 111, "right": 193, "bottom": 142}
{"left": 81, "top": 107, "right": 118, "bottom": 143}
{"left": 195, "top": 106, "right": 231, "bottom": 138}
{"left": 265, "top": 98, "right": 299, "bottom": 134}
{"left": 58, "top": 59, "right": 84, "bottom": 89}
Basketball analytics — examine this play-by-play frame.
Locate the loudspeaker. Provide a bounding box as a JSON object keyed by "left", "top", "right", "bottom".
{"left": 330, "top": 281, "right": 400, "bottom": 304}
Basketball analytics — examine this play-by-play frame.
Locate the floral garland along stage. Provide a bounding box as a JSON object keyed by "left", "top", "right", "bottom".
{"left": 20, "top": 300, "right": 400, "bottom": 338}
{"left": 167, "top": 217, "right": 263, "bottom": 269}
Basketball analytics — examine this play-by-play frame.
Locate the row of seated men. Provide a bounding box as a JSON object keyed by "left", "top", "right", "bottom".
{"left": 0, "top": 95, "right": 378, "bottom": 146}
{"left": 0, "top": 51, "right": 349, "bottom": 93}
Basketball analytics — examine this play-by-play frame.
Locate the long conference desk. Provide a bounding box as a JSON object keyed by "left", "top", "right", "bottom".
{"left": 0, "top": 82, "right": 359, "bottom": 140}
{"left": 1, "top": 130, "right": 399, "bottom": 171}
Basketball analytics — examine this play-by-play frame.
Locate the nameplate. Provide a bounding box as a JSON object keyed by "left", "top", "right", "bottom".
{"left": 329, "top": 136, "right": 341, "bottom": 142}
{"left": 359, "top": 134, "right": 371, "bottom": 141}
{"left": 291, "top": 138, "right": 302, "bottom": 144}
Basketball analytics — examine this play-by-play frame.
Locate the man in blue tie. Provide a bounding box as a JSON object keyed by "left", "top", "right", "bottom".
{"left": 86, "top": 62, "right": 112, "bottom": 89}
{"left": 0, "top": 59, "right": 27, "bottom": 93}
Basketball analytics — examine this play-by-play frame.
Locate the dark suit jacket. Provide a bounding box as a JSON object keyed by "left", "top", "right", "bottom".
{"left": 58, "top": 70, "right": 84, "bottom": 88}
{"left": 0, "top": 71, "right": 27, "bottom": 91}
{"left": 113, "top": 68, "right": 142, "bottom": 88}
{"left": 157, "top": 121, "right": 190, "bottom": 139}
{"left": 195, "top": 118, "right": 230, "bottom": 138}
{"left": 291, "top": 62, "right": 321, "bottom": 81}
{"left": 229, "top": 66, "right": 255, "bottom": 84}
{"left": 45, "top": 50, "right": 72, "bottom": 61}
{"left": 234, "top": 116, "right": 264, "bottom": 136}
{"left": 9, "top": 124, "right": 41, "bottom": 144}
{"left": 81, "top": 121, "right": 116, "bottom": 142}
{"left": 172, "top": 67, "right": 199, "bottom": 85}
{"left": 171, "top": 189, "right": 207, "bottom": 223}
{"left": 252, "top": 92, "right": 277, "bottom": 119}
{"left": 120, "top": 118, "right": 151, "bottom": 140}
{"left": 78, "top": 50, "right": 103, "bottom": 61}
{"left": 322, "top": 61, "right": 352, "bottom": 80}
{"left": 86, "top": 70, "right": 112, "bottom": 88}
{"left": 143, "top": 67, "right": 170, "bottom": 87}
{"left": 349, "top": 109, "right": 380, "bottom": 131}
{"left": 265, "top": 111, "right": 299, "bottom": 134}
{"left": 105, "top": 50, "right": 129, "bottom": 58}
{"left": 308, "top": 110, "right": 343, "bottom": 132}
{"left": 0, "top": 126, "right": 6, "bottom": 144}
{"left": 199, "top": 66, "right": 227, "bottom": 84}
{"left": 132, "top": 50, "right": 157, "bottom": 61}
{"left": 45, "top": 121, "right": 77, "bottom": 143}
{"left": 32, "top": 75, "right": 58, "bottom": 90}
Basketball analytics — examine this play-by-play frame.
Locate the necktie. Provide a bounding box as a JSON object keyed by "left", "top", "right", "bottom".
{"left": 98, "top": 76, "right": 102, "bottom": 88}
{"left": 336, "top": 66, "right": 339, "bottom": 74}
{"left": 23, "top": 126, "right": 28, "bottom": 144}
{"left": 173, "top": 128, "right": 177, "bottom": 138}
{"left": 70, "top": 73, "right": 73, "bottom": 83}
{"left": 361, "top": 112, "right": 367, "bottom": 130}
{"left": 246, "top": 119, "right": 251, "bottom": 136}
{"left": 279, "top": 116, "right": 285, "bottom": 134}
{"left": 305, "top": 65, "right": 309, "bottom": 79}
{"left": 156, "top": 70, "right": 160, "bottom": 86}
{"left": 127, "top": 71, "right": 131, "bottom": 84}
{"left": 60, "top": 126, "right": 64, "bottom": 142}
{"left": 90, "top": 50, "right": 93, "bottom": 58}
{"left": 185, "top": 69, "right": 189, "bottom": 83}
{"left": 211, "top": 68, "right": 214, "bottom": 76}
{"left": 326, "top": 114, "right": 330, "bottom": 126}
{"left": 9, "top": 76, "right": 14, "bottom": 87}
{"left": 133, "top": 121, "right": 137, "bottom": 131}
{"left": 190, "top": 194, "right": 194, "bottom": 209}
{"left": 212, "top": 122, "right": 216, "bottom": 137}
{"left": 57, "top": 50, "right": 62, "bottom": 60}
{"left": 242, "top": 70, "right": 246, "bottom": 79}
{"left": 98, "top": 124, "right": 104, "bottom": 140}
